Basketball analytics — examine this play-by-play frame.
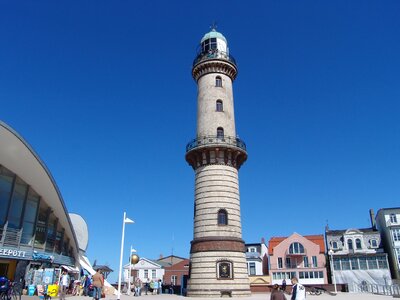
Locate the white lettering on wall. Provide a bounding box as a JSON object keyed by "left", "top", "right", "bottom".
{"left": 0, "top": 248, "right": 26, "bottom": 258}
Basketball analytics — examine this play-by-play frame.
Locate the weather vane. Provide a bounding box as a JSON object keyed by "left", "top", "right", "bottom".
{"left": 210, "top": 21, "right": 218, "bottom": 31}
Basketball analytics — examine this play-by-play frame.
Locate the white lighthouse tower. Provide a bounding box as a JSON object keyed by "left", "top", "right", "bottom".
{"left": 185, "top": 28, "right": 250, "bottom": 297}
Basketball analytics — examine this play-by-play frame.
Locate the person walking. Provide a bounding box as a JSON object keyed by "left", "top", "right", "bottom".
{"left": 59, "top": 269, "right": 70, "bottom": 300}
{"left": 290, "top": 277, "right": 306, "bottom": 300}
{"left": 270, "top": 284, "right": 286, "bottom": 300}
{"left": 92, "top": 269, "right": 104, "bottom": 300}
{"left": 282, "top": 279, "right": 287, "bottom": 292}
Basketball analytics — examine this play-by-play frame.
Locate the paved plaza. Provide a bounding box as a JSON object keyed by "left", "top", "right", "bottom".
{"left": 21, "top": 293, "right": 397, "bottom": 300}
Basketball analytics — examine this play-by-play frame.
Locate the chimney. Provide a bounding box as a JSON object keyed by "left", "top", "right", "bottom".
{"left": 370, "top": 209, "right": 376, "bottom": 229}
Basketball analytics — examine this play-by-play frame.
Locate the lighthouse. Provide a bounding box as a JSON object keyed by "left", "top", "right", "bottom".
{"left": 185, "top": 28, "right": 250, "bottom": 297}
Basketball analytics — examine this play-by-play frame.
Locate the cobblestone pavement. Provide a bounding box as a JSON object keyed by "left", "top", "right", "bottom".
{"left": 21, "top": 292, "right": 396, "bottom": 300}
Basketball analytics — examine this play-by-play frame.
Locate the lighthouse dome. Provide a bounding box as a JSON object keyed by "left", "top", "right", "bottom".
{"left": 199, "top": 28, "right": 228, "bottom": 54}
{"left": 201, "top": 29, "right": 227, "bottom": 44}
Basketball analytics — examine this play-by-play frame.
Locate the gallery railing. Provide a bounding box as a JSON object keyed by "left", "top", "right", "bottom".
{"left": 193, "top": 50, "right": 236, "bottom": 67}
{"left": 186, "top": 135, "right": 246, "bottom": 153}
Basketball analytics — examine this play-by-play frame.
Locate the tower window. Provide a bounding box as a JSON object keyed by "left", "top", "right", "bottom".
{"left": 218, "top": 209, "right": 228, "bottom": 225}
{"left": 216, "top": 76, "right": 222, "bottom": 87}
{"left": 216, "top": 100, "right": 223, "bottom": 112}
{"left": 217, "top": 127, "right": 224, "bottom": 139}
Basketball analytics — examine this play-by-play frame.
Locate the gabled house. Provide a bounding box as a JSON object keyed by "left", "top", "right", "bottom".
{"left": 325, "top": 223, "right": 391, "bottom": 291}
{"left": 245, "top": 240, "right": 270, "bottom": 292}
{"left": 375, "top": 207, "right": 400, "bottom": 282}
{"left": 269, "top": 233, "right": 327, "bottom": 286}
{"left": 123, "top": 257, "right": 164, "bottom": 284}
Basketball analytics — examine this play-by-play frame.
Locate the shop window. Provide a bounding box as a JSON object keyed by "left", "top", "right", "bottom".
{"left": 218, "top": 209, "right": 228, "bottom": 225}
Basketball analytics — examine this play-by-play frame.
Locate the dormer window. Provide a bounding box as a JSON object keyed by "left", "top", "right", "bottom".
{"left": 390, "top": 214, "right": 398, "bottom": 223}
{"left": 347, "top": 239, "right": 354, "bottom": 250}
{"left": 331, "top": 241, "right": 338, "bottom": 250}
{"left": 370, "top": 239, "right": 378, "bottom": 248}
{"left": 356, "top": 238, "right": 362, "bottom": 250}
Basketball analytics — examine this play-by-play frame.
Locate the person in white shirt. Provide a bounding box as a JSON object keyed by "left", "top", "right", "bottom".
{"left": 59, "top": 270, "right": 70, "bottom": 300}
{"left": 291, "top": 277, "right": 306, "bottom": 300}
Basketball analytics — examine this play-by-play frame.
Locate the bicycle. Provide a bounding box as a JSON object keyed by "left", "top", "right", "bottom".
{"left": 308, "top": 287, "right": 322, "bottom": 295}
{"left": 0, "top": 282, "right": 22, "bottom": 300}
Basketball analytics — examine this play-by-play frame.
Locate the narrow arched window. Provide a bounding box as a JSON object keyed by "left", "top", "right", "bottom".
{"left": 216, "top": 76, "right": 222, "bottom": 87}
{"left": 217, "top": 127, "right": 224, "bottom": 138}
{"left": 356, "top": 238, "right": 362, "bottom": 249}
{"left": 347, "top": 239, "right": 353, "bottom": 250}
{"left": 218, "top": 209, "right": 228, "bottom": 225}
{"left": 216, "top": 100, "right": 223, "bottom": 112}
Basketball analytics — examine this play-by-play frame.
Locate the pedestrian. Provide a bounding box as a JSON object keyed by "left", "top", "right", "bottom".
{"left": 152, "top": 280, "right": 158, "bottom": 295}
{"left": 143, "top": 280, "right": 149, "bottom": 295}
{"left": 92, "top": 269, "right": 104, "bottom": 300}
{"left": 282, "top": 279, "right": 286, "bottom": 292}
{"left": 59, "top": 269, "right": 70, "bottom": 300}
{"left": 158, "top": 279, "right": 162, "bottom": 294}
{"left": 290, "top": 277, "right": 306, "bottom": 300}
{"left": 270, "top": 284, "right": 286, "bottom": 300}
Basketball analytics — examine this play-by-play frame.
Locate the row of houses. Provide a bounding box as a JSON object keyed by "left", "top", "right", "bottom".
{"left": 123, "top": 207, "right": 400, "bottom": 293}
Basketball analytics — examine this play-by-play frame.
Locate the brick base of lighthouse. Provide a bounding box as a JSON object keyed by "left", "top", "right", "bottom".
{"left": 186, "top": 165, "right": 251, "bottom": 297}
{"left": 187, "top": 248, "right": 251, "bottom": 297}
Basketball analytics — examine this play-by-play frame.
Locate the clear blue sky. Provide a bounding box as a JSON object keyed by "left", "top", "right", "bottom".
{"left": 1, "top": 1, "right": 399, "bottom": 283}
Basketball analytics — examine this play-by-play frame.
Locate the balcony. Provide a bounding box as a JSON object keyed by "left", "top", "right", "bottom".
{"left": 286, "top": 250, "right": 307, "bottom": 257}
{"left": 193, "top": 49, "right": 236, "bottom": 67}
{"left": 186, "top": 135, "right": 246, "bottom": 153}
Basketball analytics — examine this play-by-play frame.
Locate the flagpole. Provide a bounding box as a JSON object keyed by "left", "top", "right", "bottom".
{"left": 117, "top": 212, "right": 134, "bottom": 300}
{"left": 128, "top": 245, "right": 132, "bottom": 295}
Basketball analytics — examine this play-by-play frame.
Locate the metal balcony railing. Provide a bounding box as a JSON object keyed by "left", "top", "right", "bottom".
{"left": 186, "top": 135, "right": 246, "bottom": 153}
{"left": 193, "top": 50, "right": 236, "bottom": 67}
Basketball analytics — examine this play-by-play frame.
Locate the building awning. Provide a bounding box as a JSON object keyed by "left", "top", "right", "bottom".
{"left": 61, "top": 265, "right": 80, "bottom": 273}
{"left": 79, "top": 255, "right": 112, "bottom": 288}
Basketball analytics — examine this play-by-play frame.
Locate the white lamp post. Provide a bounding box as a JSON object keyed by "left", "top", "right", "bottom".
{"left": 127, "top": 246, "right": 137, "bottom": 296}
{"left": 117, "top": 212, "right": 134, "bottom": 300}
{"left": 328, "top": 249, "right": 337, "bottom": 294}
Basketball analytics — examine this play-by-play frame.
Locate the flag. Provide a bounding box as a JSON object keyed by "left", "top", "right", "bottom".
{"left": 124, "top": 217, "right": 134, "bottom": 224}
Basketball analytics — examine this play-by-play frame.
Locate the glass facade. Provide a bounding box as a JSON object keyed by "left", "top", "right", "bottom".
{"left": 0, "top": 164, "right": 73, "bottom": 258}
{"left": 332, "top": 255, "right": 389, "bottom": 270}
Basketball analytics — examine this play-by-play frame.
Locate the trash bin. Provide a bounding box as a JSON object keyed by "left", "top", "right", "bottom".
{"left": 28, "top": 285, "right": 36, "bottom": 296}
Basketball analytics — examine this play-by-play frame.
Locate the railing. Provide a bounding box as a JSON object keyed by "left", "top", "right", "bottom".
{"left": 193, "top": 50, "right": 236, "bottom": 67}
{"left": 186, "top": 135, "right": 246, "bottom": 153}
{"left": 352, "top": 282, "right": 400, "bottom": 295}
{"left": 0, "top": 224, "right": 75, "bottom": 265}
{"left": 0, "top": 223, "right": 22, "bottom": 247}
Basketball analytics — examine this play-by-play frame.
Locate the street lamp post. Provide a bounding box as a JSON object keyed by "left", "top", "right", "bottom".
{"left": 117, "top": 212, "right": 134, "bottom": 300}
{"left": 128, "top": 246, "right": 137, "bottom": 296}
{"left": 328, "top": 249, "right": 337, "bottom": 294}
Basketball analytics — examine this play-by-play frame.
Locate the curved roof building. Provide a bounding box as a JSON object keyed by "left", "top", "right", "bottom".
{"left": 0, "top": 121, "right": 79, "bottom": 279}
